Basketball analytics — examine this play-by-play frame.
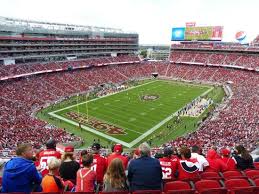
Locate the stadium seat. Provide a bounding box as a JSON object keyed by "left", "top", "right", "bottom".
{"left": 197, "top": 188, "right": 228, "bottom": 194}
{"left": 31, "top": 192, "right": 61, "bottom": 194}
{"left": 132, "top": 190, "right": 161, "bottom": 194}
{"left": 181, "top": 174, "right": 201, "bottom": 182}
{"left": 254, "top": 162, "right": 259, "bottom": 170}
{"left": 194, "top": 180, "right": 227, "bottom": 194}
{"left": 253, "top": 179, "right": 259, "bottom": 194}
{"left": 224, "top": 178, "right": 255, "bottom": 194}
{"left": 164, "top": 181, "right": 192, "bottom": 192}
{"left": 63, "top": 192, "right": 95, "bottom": 194}
{"left": 244, "top": 170, "right": 259, "bottom": 180}
{"left": 200, "top": 172, "right": 222, "bottom": 180}
{"left": 165, "top": 190, "right": 195, "bottom": 194}
{"left": 222, "top": 171, "right": 246, "bottom": 179}
{"left": 100, "top": 192, "right": 129, "bottom": 194}
{"left": 1, "top": 193, "right": 27, "bottom": 194}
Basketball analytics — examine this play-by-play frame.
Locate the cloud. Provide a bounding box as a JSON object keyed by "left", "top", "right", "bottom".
{"left": 0, "top": 0, "right": 258, "bottom": 44}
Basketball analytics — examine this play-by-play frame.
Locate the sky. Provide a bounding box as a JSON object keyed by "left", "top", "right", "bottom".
{"left": 0, "top": 0, "right": 259, "bottom": 45}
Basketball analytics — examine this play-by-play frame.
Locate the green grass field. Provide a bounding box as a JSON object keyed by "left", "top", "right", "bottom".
{"left": 37, "top": 79, "right": 225, "bottom": 148}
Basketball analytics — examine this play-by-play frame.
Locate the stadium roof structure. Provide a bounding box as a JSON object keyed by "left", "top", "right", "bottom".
{"left": 0, "top": 16, "right": 136, "bottom": 35}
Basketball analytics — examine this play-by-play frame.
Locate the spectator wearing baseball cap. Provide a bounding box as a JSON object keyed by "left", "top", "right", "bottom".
{"left": 107, "top": 144, "right": 128, "bottom": 170}
{"left": 134, "top": 148, "right": 140, "bottom": 159}
{"left": 159, "top": 147, "right": 178, "bottom": 183}
{"left": 90, "top": 143, "right": 107, "bottom": 187}
{"left": 205, "top": 149, "right": 228, "bottom": 173}
{"left": 220, "top": 148, "right": 236, "bottom": 171}
{"left": 59, "top": 145, "right": 80, "bottom": 184}
{"left": 38, "top": 139, "right": 61, "bottom": 176}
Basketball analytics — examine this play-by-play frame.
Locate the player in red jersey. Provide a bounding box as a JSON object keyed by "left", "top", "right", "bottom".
{"left": 159, "top": 147, "right": 178, "bottom": 183}
{"left": 38, "top": 139, "right": 61, "bottom": 176}
{"left": 107, "top": 144, "right": 128, "bottom": 170}
{"left": 90, "top": 143, "right": 107, "bottom": 187}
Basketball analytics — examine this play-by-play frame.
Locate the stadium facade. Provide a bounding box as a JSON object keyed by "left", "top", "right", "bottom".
{"left": 0, "top": 17, "right": 139, "bottom": 64}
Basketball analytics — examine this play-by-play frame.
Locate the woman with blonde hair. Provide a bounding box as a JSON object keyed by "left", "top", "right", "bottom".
{"left": 41, "top": 158, "right": 64, "bottom": 192}
{"left": 103, "top": 158, "right": 128, "bottom": 192}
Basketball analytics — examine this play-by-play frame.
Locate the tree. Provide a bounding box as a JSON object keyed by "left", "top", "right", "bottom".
{"left": 140, "top": 50, "right": 147, "bottom": 58}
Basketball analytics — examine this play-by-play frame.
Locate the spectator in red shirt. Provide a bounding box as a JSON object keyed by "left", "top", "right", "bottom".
{"left": 107, "top": 144, "right": 128, "bottom": 170}
{"left": 38, "top": 139, "right": 61, "bottom": 176}
{"left": 159, "top": 147, "right": 178, "bottom": 183}
{"left": 177, "top": 146, "right": 200, "bottom": 181}
{"left": 91, "top": 143, "right": 107, "bottom": 186}
{"left": 206, "top": 149, "right": 228, "bottom": 173}
{"left": 76, "top": 154, "right": 96, "bottom": 192}
{"left": 220, "top": 148, "right": 236, "bottom": 171}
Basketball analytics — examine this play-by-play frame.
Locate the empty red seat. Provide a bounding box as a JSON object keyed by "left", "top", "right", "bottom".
{"left": 244, "top": 170, "right": 259, "bottom": 180}
{"left": 166, "top": 190, "right": 195, "bottom": 194}
{"left": 224, "top": 178, "right": 255, "bottom": 194}
{"left": 200, "top": 172, "right": 222, "bottom": 180}
{"left": 164, "top": 181, "right": 192, "bottom": 192}
{"left": 100, "top": 192, "right": 129, "bottom": 194}
{"left": 254, "top": 162, "right": 259, "bottom": 170}
{"left": 222, "top": 171, "right": 246, "bottom": 179}
{"left": 0, "top": 193, "right": 26, "bottom": 194}
{"left": 181, "top": 174, "right": 201, "bottom": 182}
{"left": 255, "top": 178, "right": 259, "bottom": 186}
{"left": 132, "top": 190, "right": 161, "bottom": 194}
{"left": 63, "top": 192, "right": 95, "bottom": 194}
{"left": 195, "top": 180, "right": 227, "bottom": 194}
{"left": 31, "top": 192, "right": 61, "bottom": 194}
{"left": 197, "top": 188, "right": 228, "bottom": 194}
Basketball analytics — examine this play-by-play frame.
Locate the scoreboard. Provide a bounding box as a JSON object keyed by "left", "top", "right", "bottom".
{"left": 172, "top": 26, "right": 223, "bottom": 41}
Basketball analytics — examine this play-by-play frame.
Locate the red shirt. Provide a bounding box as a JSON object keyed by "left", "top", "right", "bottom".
{"left": 206, "top": 158, "right": 228, "bottom": 172}
{"left": 159, "top": 156, "right": 178, "bottom": 181}
{"left": 107, "top": 153, "right": 128, "bottom": 170}
{"left": 220, "top": 157, "right": 236, "bottom": 171}
{"left": 76, "top": 168, "right": 96, "bottom": 192}
{"left": 177, "top": 158, "right": 199, "bottom": 180}
{"left": 91, "top": 153, "right": 107, "bottom": 184}
{"left": 38, "top": 149, "right": 62, "bottom": 176}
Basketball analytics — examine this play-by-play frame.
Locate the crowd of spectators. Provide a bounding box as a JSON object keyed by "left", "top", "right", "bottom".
{"left": 170, "top": 50, "right": 259, "bottom": 69}
{"left": 0, "top": 55, "right": 258, "bottom": 157}
{"left": 0, "top": 55, "right": 140, "bottom": 78}
{"left": 165, "top": 64, "right": 259, "bottom": 152}
{"left": 171, "top": 43, "right": 250, "bottom": 51}
{"left": 0, "top": 142, "right": 258, "bottom": 193}
{"left": 0, "top": 56, "right": 140, "bottom": 152}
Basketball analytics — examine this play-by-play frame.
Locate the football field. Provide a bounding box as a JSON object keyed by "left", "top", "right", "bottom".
{"left": 48, "top": 80, "right": 212, "bottom": 147}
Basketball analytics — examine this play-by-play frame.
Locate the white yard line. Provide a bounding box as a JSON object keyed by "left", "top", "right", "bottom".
{"left": 48, "top": 112, "right": 132, "bottom": 147}
{"left": 127, "top": 87, "right": 214, "bottom": 147}
{"left": 48, "top": 81, "right": 213, "bottom": 148}
{"left": 50, "top": 80, "right": 156, "bottom": 114}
